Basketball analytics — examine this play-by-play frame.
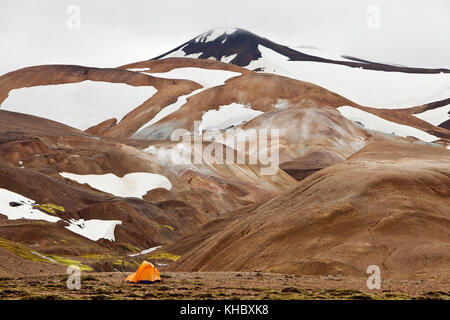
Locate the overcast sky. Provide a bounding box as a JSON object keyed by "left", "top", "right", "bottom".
{"left": 1, "top": 0, "right": 449, "bottom": 75}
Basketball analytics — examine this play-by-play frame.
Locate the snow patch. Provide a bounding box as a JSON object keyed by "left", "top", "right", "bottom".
{"left": 413, "top": 104, "right": 450, "bottom": 126}
{"left": 248, "top": 45, "right": 450, "bottom": 109}
{"left": 0, "top": 188, "right": 60, "bottom": 223}
{"left": 196, "top": 28, "right": 237, "bottom": 43}
{"left": 135, "top": 68, "right": 241, "bottom": 132}
{"left": 59, "top": 172, "right": 172, "bottom": 198}
{"left": 145, "top": 89, "right": 203, "bottom": 127}
{"left": 128, "top": 246, "right": 162, "bottom": 257}
{"left": 200, "top": 103, "right": 263, "bottom": 132}
{"left": 221, "top": 54, "right": 237, "bottom": 64}
{"left": 164, "top": 45, "right": 203, "bottom": 59}
{"left": 291, "top": 46, "right": 355, "bottom": 62}
{"left": 1, "top": 80, "right": 157, "bottom": 130}
{"left": 0, "top": 188, "right": 121, "bottom": 242}
{"left": 337, "top": 106, "right": 439, "bottom": 143}
{"left": 144, "top": 68, "right": 240, "bottom": 88}
{"left": 127, "top": 68, "right": 151, "bottom": 72}
{"left": 31, "top": 251, "right": 58, "bottom": 263}
{"left": 65, "top": 219, "right": 122, "bottom": 242}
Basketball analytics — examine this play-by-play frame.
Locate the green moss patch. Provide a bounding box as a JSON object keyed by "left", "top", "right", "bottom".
{"left": 117, "top": 242, "right": 142, "bottom": 254}
{"left": 45, "top": 255, "right": 93, "bottom": 272}
{"left": 145, "top": 251, "right": 180, "bottom": 261}
{"left": 154, "top": 223, "right": 175, "bottom": 233}
{"left": 33, "top": 203, "right": 65, "bottom": 215}
{"left": 112, "top": 259, "right": 140, "bottom": 270}
{"left": 0, "top": 238, "right": 48, "bottom": 263}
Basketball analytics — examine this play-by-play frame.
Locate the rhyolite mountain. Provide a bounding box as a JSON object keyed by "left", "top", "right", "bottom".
{"left": 0, "top": 27, "right": 449, "bottom": 278}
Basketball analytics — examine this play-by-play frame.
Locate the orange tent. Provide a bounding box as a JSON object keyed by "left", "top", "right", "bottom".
{"left": 126, "top": 261, "right": 161, "bottom": 284}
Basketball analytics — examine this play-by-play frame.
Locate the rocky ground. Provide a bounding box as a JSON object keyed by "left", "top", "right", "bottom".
{"left": 0, "top": 271, "right": 449, "bottom": 300}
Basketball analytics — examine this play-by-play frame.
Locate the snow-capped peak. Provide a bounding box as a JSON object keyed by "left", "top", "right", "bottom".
{"left": 194, "top": 27, "right": 238, "bottom": 43}
{"left": 155, "top": 27, "right": 450, "bottom": 76}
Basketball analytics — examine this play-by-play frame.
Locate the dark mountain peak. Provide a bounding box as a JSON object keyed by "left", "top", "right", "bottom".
{"left": 154, "top": 27, "right": 269, "bottom": 66}
{"left": 154, "top": 27, "right": 450, "bottom": 74}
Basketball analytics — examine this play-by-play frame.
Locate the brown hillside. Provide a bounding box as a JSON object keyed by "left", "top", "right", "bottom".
{"left": 168, "top": 141, "right": 450, "bottom": 280}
